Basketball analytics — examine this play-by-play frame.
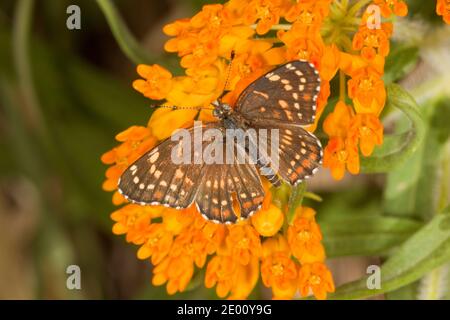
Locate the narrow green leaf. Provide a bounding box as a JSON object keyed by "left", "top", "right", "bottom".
{"left": 384, "top": 99, "right": 450, "bottom": 220}
{"left": 327, "top": 209, "right": 450, "bottom": 299}
{"left": 320, "top": 216, "right": 422, "bottom": 257}
{"left": 383, "top": 45, "right": 419, "bottom": 84}
{"left": 361, "top": 84, "right": 426, "bottom": 173}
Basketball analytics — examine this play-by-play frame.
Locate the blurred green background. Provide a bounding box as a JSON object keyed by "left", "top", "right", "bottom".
{"left": 0, "top": 0, "right": 449, "bottom": 299}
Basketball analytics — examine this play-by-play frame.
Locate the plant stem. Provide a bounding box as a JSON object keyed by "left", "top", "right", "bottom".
{"left": 339, "top": 70, "right": 346, "bottom": 101}
{"left": 251, "top": 23, "right": 292, "bottom": 31}
{"left": 12, "top": 0, "right": 43, "bottom": 134}
{"left": 287, "top": 182, "right": 306, "bottom": 225}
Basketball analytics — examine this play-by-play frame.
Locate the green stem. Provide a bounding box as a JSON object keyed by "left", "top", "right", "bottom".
{"left": 12, "top": 0, "right": 43, "bottom": 134}
{"left": 348, "top": 0, "right": 372, "bottom": 17}
{"left": 252, "top": 23, "right": 292, "bottom": 31}
{"left": 96, "top": 0, "right": 153, "bottom": 64}
{"left": 287, "top": 182, "right": 306, "bottom": 225}
{"left": 360, "top": 84, "right": 426, "bottom": 173}
{"left": 339, "top": 70, "right": 346, "bottom": 101}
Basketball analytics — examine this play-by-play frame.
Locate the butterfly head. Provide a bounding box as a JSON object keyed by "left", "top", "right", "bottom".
{"left": 212, "top": 100, "right": 232, "bottom": 120}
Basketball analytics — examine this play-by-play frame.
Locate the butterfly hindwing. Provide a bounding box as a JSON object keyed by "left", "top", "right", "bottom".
{"left": 194, "top": 137, "right": 264, "bottom": 224}
{"left": 236, "top": 60, "right": 320, "bottom": 126}
{"left": 253, "top": 124, "right": 323, "bottom": 186}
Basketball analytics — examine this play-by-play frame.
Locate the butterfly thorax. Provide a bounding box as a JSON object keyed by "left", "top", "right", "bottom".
{"left": 212, "top": 101, "right": 249, "bottom": 130}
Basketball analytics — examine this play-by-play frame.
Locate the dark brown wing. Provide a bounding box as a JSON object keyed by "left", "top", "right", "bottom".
{"left": 235, "top": 60, "right": 320, "bottom": 126}
{"left": 195, "top": 141, "right": 264, "bottom": 224}
{"left": 253, "top": 125, "right": 323, "bottom": 186}
{"left": 118, "top": 122, "right": 265, "bottom": 224}
{"left": 118, "top": 122, "right": 212, "bottom": 209}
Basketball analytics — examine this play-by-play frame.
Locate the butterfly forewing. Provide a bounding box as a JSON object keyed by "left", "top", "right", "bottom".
{"left": 118, "top": 124, "right": 208, "bottom": 209}
{"left": 236, "top": 60, "right": 320, "bottom": 126}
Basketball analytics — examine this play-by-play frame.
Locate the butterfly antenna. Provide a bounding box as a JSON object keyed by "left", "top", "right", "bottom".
{"left": 147, "top": 53, "right": 235, "bottom": 111}
{"left": 150, "top": 105, "right": 215, "bottom": 111}
{"left": 218, "top": 50, "right": 235, "bottom": 101}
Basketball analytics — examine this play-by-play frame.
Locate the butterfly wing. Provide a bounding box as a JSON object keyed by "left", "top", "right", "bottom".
{"left": 235, "top": 60, "right": 320, "bottom": 126}
{"left": 118, "top": 122, "right": 264, "bottom": 224}
{"left": 254, "top": 124, "right": 323, "bottom": 186}
{"left": 195, "top": 141, "right": 264, "bottom": 224}
{"left": 118, "top": 124, "right": 206, "bottom": 209}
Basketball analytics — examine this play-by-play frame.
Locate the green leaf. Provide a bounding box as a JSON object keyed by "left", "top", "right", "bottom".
{"left": 327, "top": 208, "right": 450, "bottom": 299}
{"left": 383, "top": 45, "right": 420, "bottom": 84}
{"left": 417, "top": 264, "right": 450, "bottom": 300}
{"left": 361, "top": 84, "right": 426, "bottom": 173}
{"left": 385, "top": 282, "right": 419, "bottom": 300}
{"left": 384, "top": 99, "right": 450, "bottom": 220}
{"left": 320, "top": 216, "right": 422, "bottom": 257}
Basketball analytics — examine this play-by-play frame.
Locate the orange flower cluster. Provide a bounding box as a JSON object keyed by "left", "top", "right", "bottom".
{"left": 101, "top": 0, "right": 450, "bottom": 300}
{"left": 437, "top": 0, "right": 450, "bottom": 24}
{"left": 322, "top": 0, "right": 408, "bottom": 180}
{"left": 102, "top": 0, "right": 340, "bottom": 300}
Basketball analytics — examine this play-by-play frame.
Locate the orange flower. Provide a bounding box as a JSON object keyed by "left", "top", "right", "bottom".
{"left": 162, "top": 207, "right": 196, "bottom": 235}
{"left": 190, "top": 4, "right": 227, "bottom": 30}
{"left": 101, "top": 126, "right": 157, "bottom": 203}
{"left": 347, "top": 67, "right": 386, "bottom": 115}
{"left": 349, "top": 114, "right": 384, "bottom": 157}
{"left": 137, "top": 223, "right": 173, "bottom": 265}
{"left": 278, "top": 22, "right": 325, "bottom": 64}
{"left": 285, "top": 0, "right": 332, "bottom": 26}
{"left": 323, "top": 101, "right": 354, "bottom": 138}
{"left": 323, "top": 136, "right": 360, "bottom": 180}
{"left": 436, "top": 0, "right": 450, "bottom": 24}
{"left": 152, "top": 255, "right": 195, "bottom": 295}
{"left": 261, "top": 236, "right": 298, "bottom": 299}
{"left": 111, "top": 204, "right": 161, "bottom": 239}
{"left": 374, "top": 0, "right": 408, "bottom": 17}
{"left": 320, "top": 44, "right": 341, "bottom": 82}
{"left": 287, "top": 207, "right": 325, "bottom": 264}
{"left": 352, "top": 23, "right": 393, "bottom": 60}
{"left": 224, "top": 224, "right": 262, "bottom": 265}
{"left": 133, "top": 64, "right": 173, "bottom": 100}
{"left": 323, "top": 101, "right": 362, "bottom": 179}
{"left": 251, "top": 204, "right": 284, "bottom": 237}
{"left": 164, "top": 6, "right": 223, "bottom": 69}
{"left": 243, "top": 0, "right": 291, "bottom": 35}
{"left": 205, "top": 254, "right": 259, "bottom": 299}
{"left": 170, "top": 227, "right": 210, "bottom": 268}
{"left": 298, "top": 262, "right": 335, "bottom": 300}
{"left": 205, "top": 255, "right": 239, "bottom": 298}
{"left": 227, "top": 256, "right": 260, "bottom": 299}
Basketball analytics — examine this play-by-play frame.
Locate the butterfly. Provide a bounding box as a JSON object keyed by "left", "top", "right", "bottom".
{"left": 118, "top": 60, "right": 323, "bottom": 224}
